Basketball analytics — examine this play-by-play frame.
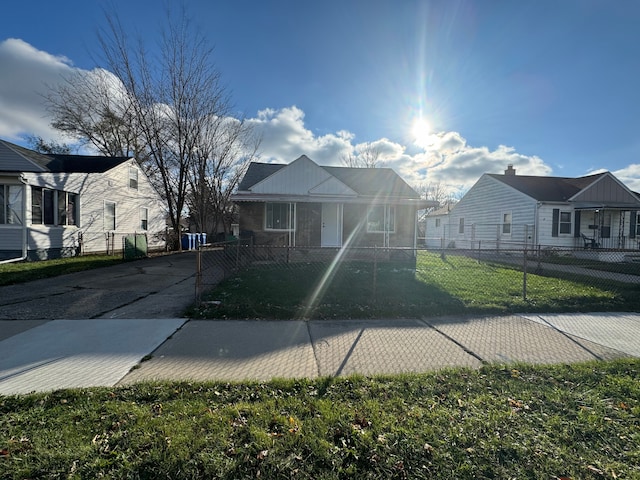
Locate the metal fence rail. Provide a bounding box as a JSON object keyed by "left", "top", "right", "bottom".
{"left": 195, "top": 244, "right": 640, "bottom": 307}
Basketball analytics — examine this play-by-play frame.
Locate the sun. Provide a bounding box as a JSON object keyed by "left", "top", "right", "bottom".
{"left": 411, "top": 117, "right": 433, "bottom": 149}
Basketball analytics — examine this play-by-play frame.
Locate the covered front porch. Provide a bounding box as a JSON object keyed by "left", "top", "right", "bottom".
{"left": 574, "top": 207, "right": 639, "bottom": 250}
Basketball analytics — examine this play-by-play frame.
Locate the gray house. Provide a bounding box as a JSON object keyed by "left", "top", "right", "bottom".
{"left": 426, "top": 165, "right": 640, "bottom": 250}
{"left": 232, "top": 155, "right": 434, "bottom": 249}
{"left": 0, "top": 139, "right": 166, "bottom": 261}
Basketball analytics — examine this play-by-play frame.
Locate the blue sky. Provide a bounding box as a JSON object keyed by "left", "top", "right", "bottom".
{"left": 1, "top": 0, "right": 640, "bottom": 193}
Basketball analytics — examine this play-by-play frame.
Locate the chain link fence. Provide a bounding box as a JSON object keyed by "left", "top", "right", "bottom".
{"left": 195, "top": 243, "right": 640, "bottom": 314}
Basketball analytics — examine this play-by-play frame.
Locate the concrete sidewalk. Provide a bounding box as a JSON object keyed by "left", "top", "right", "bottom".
{"left": 2, "top": 313, "right": 637, "bottom": 395}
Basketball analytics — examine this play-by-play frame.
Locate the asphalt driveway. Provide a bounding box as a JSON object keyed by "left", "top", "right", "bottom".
{"left": 0, "top": 252, "right": 198, "bottom": 320}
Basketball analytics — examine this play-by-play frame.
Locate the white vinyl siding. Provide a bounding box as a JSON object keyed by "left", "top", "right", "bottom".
{"left": 447, "top": 175, "right": 536, "bottom": 248}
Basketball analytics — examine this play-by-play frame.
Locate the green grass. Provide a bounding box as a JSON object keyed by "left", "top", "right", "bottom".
{"left": 0, "top": 255, "right": 124, "bottom": 286}
{"left": 192, "top": 251, "right": 640, "bottom": 319}
{"left": 1, "top": 359, "right": 638, "bottom": 479}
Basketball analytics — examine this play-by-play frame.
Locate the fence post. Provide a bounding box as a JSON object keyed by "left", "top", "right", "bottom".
{"left": 373, "top": 245, "right": 378, "bottom": 300}
{"left": 522, "top": 245, "right": 528, "bottom": 301}
{"left": 195, "top": 245, "right": 203, "bottom": 306}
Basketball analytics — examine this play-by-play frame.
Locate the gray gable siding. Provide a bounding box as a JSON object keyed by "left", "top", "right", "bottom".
{"left": 571, "top": 173, "right": 640, "bottom": 205}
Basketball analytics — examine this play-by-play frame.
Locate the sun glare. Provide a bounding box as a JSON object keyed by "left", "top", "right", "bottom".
{"left": 411, "top": 117, "right": 433, "bottom": 149}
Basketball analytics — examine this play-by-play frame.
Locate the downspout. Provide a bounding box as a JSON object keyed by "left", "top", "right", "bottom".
{"left": 0, "top": 175, "right": 28, "bottom": 264}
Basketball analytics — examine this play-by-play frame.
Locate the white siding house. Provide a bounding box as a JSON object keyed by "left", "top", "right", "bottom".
{"left": 0, "top": 139, "right": 166, "bottom": 261}
{"left": 426, "top": 165, "right": 640, "bottom": 250}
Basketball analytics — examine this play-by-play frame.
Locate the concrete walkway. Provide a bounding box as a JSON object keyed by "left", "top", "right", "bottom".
{"left": 2, "top": 313, "right": 637, "bottom": 395}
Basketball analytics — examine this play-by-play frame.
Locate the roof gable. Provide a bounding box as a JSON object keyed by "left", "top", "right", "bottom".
{"left": 308, "top": 176, "right": 357, "bottom": 196}
{"left": 570, "top": 172, "right": 640, "bottom": 207}
{"left": 249, "top": 155, "right": 334, "bottom": 195}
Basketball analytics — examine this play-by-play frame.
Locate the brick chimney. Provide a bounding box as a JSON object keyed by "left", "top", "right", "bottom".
{"left": 505, "top": 164, "right": 516, "bottom": 176}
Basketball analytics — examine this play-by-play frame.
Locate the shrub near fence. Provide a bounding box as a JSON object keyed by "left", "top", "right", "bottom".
{"left": 194, "top": 244, "right": 640, "bottom": 319}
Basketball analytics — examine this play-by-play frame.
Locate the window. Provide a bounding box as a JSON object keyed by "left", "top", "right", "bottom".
{"left": 559, "top": 211, "right": 571, "bottom": 234}
{"left": 636, "top": 213, "right": 640, "bottom": 237}
{"left": 57, "top": 191, "right": 79, "bottom": 226}
{"left": 140, "top": 207, "right": 148, "bottom": 230}
{"left": 266, "top": 203, "right": 294, "bottom": 230}
{"left": 435, "top": 218, "right": 441, "bottom": 228}
{"left": 32, "top": 187, "right": 78, "bottom": 226}
{"left": 459, "top": 217, "right": 465, "bottom": 234}
{"left": 367, "top": 205, "right": 395, "bottom": 233}
{"left": 502, "top": 212, "right": 512, "bottom": 235}
{"left": 1, "top": 184, "right": 24, "bottom": 225}
{"left": 57, "top": 190, "right": 67, "bottom": 225}
{"left": 105, "top": 201, "right": 116, "bottom": 230}
{"left": 129, "top": 167, "right": 138, "bottom": 189}
{"left": 67, "top": 193, "right": 78, "bottom": 226}
{"left": 31, "top": 186, "right": 55, "bottom": 225}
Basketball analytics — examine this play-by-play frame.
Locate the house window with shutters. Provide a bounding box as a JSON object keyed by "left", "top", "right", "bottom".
{"left": 552, "top": 209, "right": 572, "bottom": 236}
{"left": 635, "top": 212, "right": 640, "bottom": 237}
{"left": 559, "top": 211, "right": 571, "bottom": 234}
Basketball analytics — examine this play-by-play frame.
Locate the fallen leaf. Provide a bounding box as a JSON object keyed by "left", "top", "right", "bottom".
{"left": 257, "top": 449, "right": 269, "bottom": 460}
{"left": 587, "top": 465, "right": 604, "bottom": 475}
{"left": 0, "top": 448, "right": 9, "bottom": 457}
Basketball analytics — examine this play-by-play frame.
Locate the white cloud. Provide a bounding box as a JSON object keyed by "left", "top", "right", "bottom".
{"left": 0, "top": 38, "right": 591, "bottom": 198}
{"left": 248, "top": 106, "right": 353, "bottom": 165}
{"left": 613, "top": 164, "right": 640, "bottom": 192}
{"left": 0, "top": 38, "right": 75, "bottom": 142}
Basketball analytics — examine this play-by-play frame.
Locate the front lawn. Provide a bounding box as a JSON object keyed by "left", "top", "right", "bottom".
{"left": 1, "top": 359, "right": 638, "bottom": 479}
{"left": 0, "top": 255, "right": 124, "bottom": 286}
{"left": 191, "top": 251, "right": 640, "bottom": 319}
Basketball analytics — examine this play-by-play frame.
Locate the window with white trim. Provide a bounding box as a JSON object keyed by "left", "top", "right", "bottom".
{"left": 104, "top": 201, "right": 116, "bottom": 230}
{"left": 140, "top": 207, "right": 148, "bottom": 231}
{"left": 367, "top": 205, "right": 395, "bottom": 233}
{"left": 502, "top": 212, "right": 512, "bottom": 235}
{"left": 458, "top": 217, "right": 465, "bottom": 234}
{"left": 129, "top": 166, "right": 139, "bottom": 189}
{"left": 265, "top": 203, "right": 294, "bottom": 230}
{"left": 1, "top": 184, "right": 23, "bottom": 225}
{"left": 559, "top": 211, "right": 571, "bottom": 234}
{"left": 435, "top": 218, "right": 441, "bottom": 228}
{"left": 58, "top": 191, "right": 78, "bottom": 226}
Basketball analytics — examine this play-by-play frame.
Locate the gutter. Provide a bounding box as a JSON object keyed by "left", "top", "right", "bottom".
{"left": 0, "top": 174, "right": 28, "bottom": 264}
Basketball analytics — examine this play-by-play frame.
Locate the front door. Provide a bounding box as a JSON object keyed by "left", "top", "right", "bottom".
{"left": 321, "top": 203, "right": 343, "bottom": 247}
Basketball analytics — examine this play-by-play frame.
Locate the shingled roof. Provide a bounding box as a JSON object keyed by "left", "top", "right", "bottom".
{"left": 487, "top": 172, "right": 609, "bottom": 202}
{"left": 0, "top": 139, "right": 131, "bottom": 173}
{"left": 238, "top": 158, "right": 420, "bottom": 199}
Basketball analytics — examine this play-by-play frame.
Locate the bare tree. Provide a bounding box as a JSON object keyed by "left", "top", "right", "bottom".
{"left": 186, "top": 117, "right": 260, "bottom": 237}
{"left": 45, "top": 7, "right": 257, "bottom": 248}
{"left": 341, "top": 142, "right": 382, "bottom": 168}
{"left": 415, "top": 181, "right": 457, "bottom": 213}
{"left": 26, "top": 135, "right": 72, "bottom": 155}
